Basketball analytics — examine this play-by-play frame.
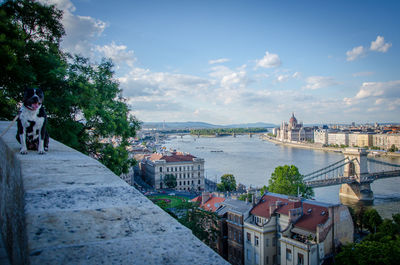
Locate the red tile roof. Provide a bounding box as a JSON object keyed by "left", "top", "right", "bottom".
{"left": 191, "top": 195, "right": 225, "bottom": 212}
{"left": 294, "top": 202, "right": 329, "bottom": 232}
{"left": 250, "top": 193, "right": 330, "bottom": 232}
{"left": 149, "top": 152, "right": 196, "bottom": 163}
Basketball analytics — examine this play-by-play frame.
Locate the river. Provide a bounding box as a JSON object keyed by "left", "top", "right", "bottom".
{"left": 163, "top": 134, "right": 400, "bottom": 218}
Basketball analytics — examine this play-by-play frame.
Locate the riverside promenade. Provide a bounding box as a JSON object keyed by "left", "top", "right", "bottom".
{"left": 261, "top": 135, "right": 400, "bottom": 158}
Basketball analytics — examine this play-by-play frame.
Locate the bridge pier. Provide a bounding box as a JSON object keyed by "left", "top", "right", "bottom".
{"left": 339, "top": 148, "right": 374, "bottom": 202}
{"left": 339, "top": 182, "right": 374, "bottom": 202}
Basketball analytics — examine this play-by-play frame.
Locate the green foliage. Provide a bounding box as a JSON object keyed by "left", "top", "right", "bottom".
{"left": 164, "top": 174, "right": 177, "bottom": 189}
{"left": 238, "top": 193, "right": 252, "bottom": 202}
{"left": 389, "top": 144, "right": 398, "bottom": 152}
{"left": 0, "top": 0, "right": 140, "bottom": 175}
{"left": 190, "top": 127, "right": 268, "bottom": 136}
{"left": 177, "top": 201, "right": 219, "bottom": 249}
{"left": 268, "top": 165, "right": 314, "bottom": 199}
{"left": 260, "top": 185, "right": 268, "bottom": 195}
{"left": 0, "top": 0, "right": 65, "bottom": 119}
{"left": 337, "top": 210, "right": 400, "bottom": 265}
{"left": 336, "top": 239, "right": 400, "bottom": 265}
{"left": 363, "top": 208, "right": 383, "bottom": 233}
{"left": 217, "top": 174, "right": 236, "bottom": 192}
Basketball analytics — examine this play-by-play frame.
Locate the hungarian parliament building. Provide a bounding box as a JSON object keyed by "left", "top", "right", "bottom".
{"left": 274, "top": 113, "right": 315, "bottom": 142}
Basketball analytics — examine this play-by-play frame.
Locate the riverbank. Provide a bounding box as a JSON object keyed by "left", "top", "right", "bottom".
{"left": 261, "top": 135, "right": 400, "bottom": 158}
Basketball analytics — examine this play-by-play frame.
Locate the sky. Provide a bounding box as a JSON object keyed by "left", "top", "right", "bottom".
{"left": 41, "top": 0, "right": 400, "bottom": 125}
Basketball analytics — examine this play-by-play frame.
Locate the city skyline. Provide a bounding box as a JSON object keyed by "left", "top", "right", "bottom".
{"left": 43, "top": 0, "right": 400, "bottom": 124}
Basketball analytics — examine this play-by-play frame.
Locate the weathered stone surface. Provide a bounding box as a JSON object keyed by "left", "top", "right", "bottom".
{"left": 0, "top": 122, "right": 228, "bottom": 265}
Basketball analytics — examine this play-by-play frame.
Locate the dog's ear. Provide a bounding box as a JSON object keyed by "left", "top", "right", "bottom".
{"left": 23, "top": 87, "right": 33, "bottom": 101}
{"left": 36, "top": 88, "right": 44, "bottom": 100}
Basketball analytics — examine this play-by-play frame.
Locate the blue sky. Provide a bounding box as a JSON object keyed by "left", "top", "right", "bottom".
{"left": 43, "top": 0, "right": 400, "bottom": 125}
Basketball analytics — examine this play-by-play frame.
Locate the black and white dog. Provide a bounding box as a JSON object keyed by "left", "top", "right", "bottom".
{"left": 16, "top": 88, "right": 49, "bottom": 154}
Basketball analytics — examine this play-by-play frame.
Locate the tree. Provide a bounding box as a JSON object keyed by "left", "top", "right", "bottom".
{"left": 260, "top": 185, "right": 268, "bottom": 195}
{"left": 336, "top": 239, "right": 400, "bottom": 265}
{"left": 363, "top": 208, "right": 383, "bottom": 233}
{"left": 177, "top": 201, "right": 219, "bottom": 249}
{"left": 238, "top": 193, "right": 252, "bottom": 203}
{"left": 217, "top": 174, "right": 236, "bottom": 192}
{"left": 268, "top": 165, "right": 314, "bottom": 199}
{"left": 389, "top": 144, "right": 398, "bottom": 152}
{"left": 164, "top": 174, "right": 177, "bottom": 189}
{"left": 0, "top": 0, "right": 65, "bottom": 119}
{"left": 0, "top": 0, "right": 140, "bottom": 176}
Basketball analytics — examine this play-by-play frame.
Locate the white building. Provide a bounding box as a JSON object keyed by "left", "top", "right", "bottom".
{"left": 314, "top": 129, "right": 328, "bottom": 145}
{"left": 276, "top": 113, "right": 314, "bottom": 143}
{"left": 327, "top": 133, "right": 349, "bottom": 146}
{"left": 140, "top": 151, "right": 205, "bottom": 191}
{"left": 244, "top": 193, "right": 353, "bottom": 265}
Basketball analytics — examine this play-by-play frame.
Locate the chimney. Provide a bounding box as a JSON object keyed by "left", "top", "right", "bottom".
{"left": 201, "top": 192, "right": 211, "bottom": 205}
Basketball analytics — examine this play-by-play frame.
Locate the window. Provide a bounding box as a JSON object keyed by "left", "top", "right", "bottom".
{"left": 198, "top": 165, "right": 200, "bottom": 170}
{"left": 198, "top": 179, "right": 201, "bottom": 184}
{"left": 246, "top": 249, "right": 251, "bottom": 261}
{"left": 272, "top": 237, "right": 276, "bottom": 246}
{"left": 159, "top": 167, "right": 162, "bottom": 172}
{"left": 198, "top": 172, "right": 200, "bottom": 177}
{"left": 255, "top": 253, "right": 259, "bottom": 265}
{"left": 179, "top": 166, "right": 181, "bottom": 171}
{"left": 298, "top": 253, "right": 304, "bottom": 265}
{"left": 247, "top": 232, "right": 251, "bottom": 242}
{"left": 167, "top": 167, "right": 169, "bottom": 172}
{"left": 286, "top": 249, "right": 292, "bottom": 261}
{"left": 179, "top": 181, "right": 181, "bottom": 185}
{"left": 266, "top": 256, "right": 269, "bottom": 264}
{"left": 183, "top": 181, "right": 186, "bottom": 185}
{"left": 273, "top": 255, "right": 276, "bottom": 265}
{"left": 255, "top": 236, "right": 259, "bottom": 246}
{"left": 234, "top": 231, "right": 237, "bottom": 241}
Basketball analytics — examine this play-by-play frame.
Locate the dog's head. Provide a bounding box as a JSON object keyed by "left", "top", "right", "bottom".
{"left": 23, "top": 88, "right": 44, "bottom": 111}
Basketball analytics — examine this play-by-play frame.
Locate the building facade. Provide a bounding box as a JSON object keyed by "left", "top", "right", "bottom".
{"left": 141, "top": 151, "right": 205, "bottom": 190}
{"left": 215, "top": 199, "right": 253, "bottom": 265}
{"left": 276, "top": 113, "right": 314, "bottom": 143}
{"left": 243, "top": 193, "right": 353, "bottom": 265}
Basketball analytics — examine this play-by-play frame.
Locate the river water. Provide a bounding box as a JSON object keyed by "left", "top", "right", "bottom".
{"left": 164, "top": 134, "right": 400, "bottom": 218}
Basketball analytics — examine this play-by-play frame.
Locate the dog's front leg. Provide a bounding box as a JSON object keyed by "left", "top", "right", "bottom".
{"left": 20, "top": 128, "right": 28, "bottom": 154}
{"left": 38, "top": 120, "right": 46, "bottom": 154}
{"left": 38, "top": 135, "right": 45, "bottom": 154}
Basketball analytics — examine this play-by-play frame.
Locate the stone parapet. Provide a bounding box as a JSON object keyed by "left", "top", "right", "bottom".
{"left": 0, "top": 121, "right": 228, "bottom": 265}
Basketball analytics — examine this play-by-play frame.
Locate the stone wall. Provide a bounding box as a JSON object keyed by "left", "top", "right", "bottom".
{"left": 0, "top": 121, "right": 228, "bottom": 265}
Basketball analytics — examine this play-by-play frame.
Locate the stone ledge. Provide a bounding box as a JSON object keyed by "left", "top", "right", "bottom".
{"left": 0, "top": 121, "right": 228, "bottom": 265}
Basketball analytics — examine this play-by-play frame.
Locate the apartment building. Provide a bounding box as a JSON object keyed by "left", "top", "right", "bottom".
{"left": 215, "top": 199, "right": 253, "bottom": 265}
{"left": 140, "top": 151, "right": 205, "bottom": 190}
{"left": 243, "top": 193, "right": 353, "bottom": 265}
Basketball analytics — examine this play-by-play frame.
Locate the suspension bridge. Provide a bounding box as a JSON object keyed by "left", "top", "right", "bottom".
{"left": 302, "top": 148, "right": 400, "bottom": 201}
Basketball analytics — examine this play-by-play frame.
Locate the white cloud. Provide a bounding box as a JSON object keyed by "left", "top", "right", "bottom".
{"left": 343, "top": 80, "right": 400, "bottom": 119}
{"left": 40, "top": 0, "right": 106, "bottom": 56}
{"left": 208, "top": 58, "right": 230, "bottom": 64}
{"left": 370, "top": 36, "right": 392, "bottom": 53}
{"left": 292, "top": 72, "right": 301, "bottom": 79}
{"left": 303, "top": 76, "right": 338, "bottom": 90}
{"left": 355, "top": 80, "right": 400, "bottom": 99}
{"left": 96, "top": 42, "right": 136, "bottom": 68}
{"left": 276, "top": 74, "right": 289, "bottom": 83}
{"left": 346, "top": 46, "right": 366, "bottom": 61}
{"left": 256, "top": 51, "right": 281, "bottom": 68}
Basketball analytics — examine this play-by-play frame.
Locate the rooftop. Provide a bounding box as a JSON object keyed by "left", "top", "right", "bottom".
{"left": 149, "top": 151, "right": 197, "bottom": 163}
{"left": 250, "top": 192, "right": 332, "bottom": 233}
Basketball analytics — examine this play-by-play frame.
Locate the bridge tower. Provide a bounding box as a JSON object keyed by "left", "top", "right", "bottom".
{"left": 339, "top": 148, "right": 374, "bottom": 202}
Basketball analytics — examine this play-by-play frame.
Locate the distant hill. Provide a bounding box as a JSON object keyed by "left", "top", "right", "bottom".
{"left": 142, "top": 121, "right": 277, "bottom": 130}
